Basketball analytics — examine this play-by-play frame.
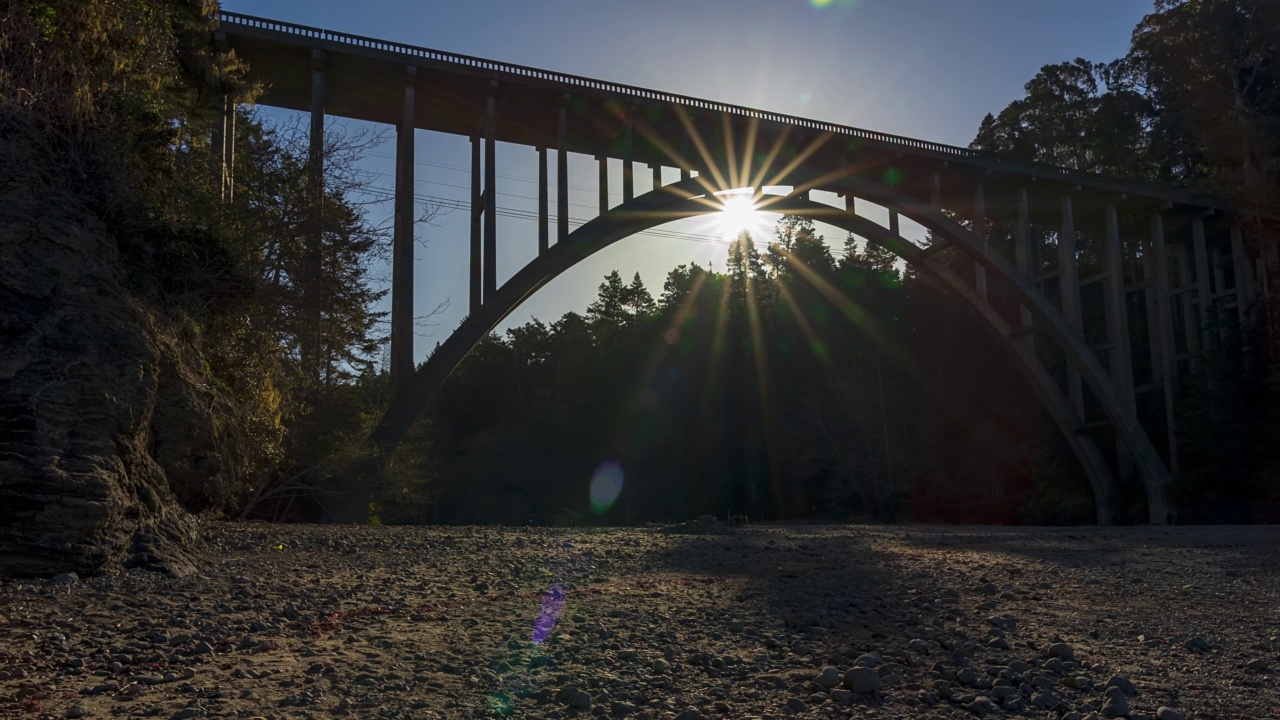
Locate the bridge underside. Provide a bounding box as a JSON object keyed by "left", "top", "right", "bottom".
{"left": 213, "top": 12, "right": 1276, "bottom": 525}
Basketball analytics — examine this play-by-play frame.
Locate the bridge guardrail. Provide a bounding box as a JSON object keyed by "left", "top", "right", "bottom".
{"left": 217, "top": 11, "right": 1214, "bottom": 205}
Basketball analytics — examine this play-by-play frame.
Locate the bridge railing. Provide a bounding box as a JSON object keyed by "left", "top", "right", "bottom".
{"left": 215, "top": 11, "right": 1197, "bottom": 200}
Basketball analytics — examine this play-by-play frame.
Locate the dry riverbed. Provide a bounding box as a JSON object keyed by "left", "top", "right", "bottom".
{"left": 1, "top": 523, "right": 1277, "bottom": 720}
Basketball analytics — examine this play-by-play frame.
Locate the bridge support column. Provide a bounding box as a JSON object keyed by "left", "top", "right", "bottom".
{"left": 306, "top": 48, "right": 325, "bottom": 383}
{"left": 484, "top": 91, "right": 497, "bottom": 301}
{"left": 470, "top": 134, "right": 481, "bottom": 314}
{"left": 391, "top": 66, "right": 417, "bottom": 396}
{"left": 623, "top": 109, "right": 634, "bottom": 202}
{"left": 1014, "top": 188, "right": 1034, "bottom": 353}
{"left": 973, "top": 183, "right": 988, "bottom": 300}
{"left": 1192, "top": 217, "right": 1213, "bottom": 351}
{"left": 1104, "top": 204, "right": 1135, "bottom": 485}
{"left": 1148, "top": 213, "right": 1180, "bottom": 478}
{"left": 557, "top": 103, "right": 568, "bottom": 245}
{"left": 651, "top": 164, "right": 662, "bottom": 191}
{"left": 538, "top": 147, "right": 549, "bottom": 254}
{"left": 1059, "top": 195, "right": 1085, "bottom": 420}
{"left": 597, "top": 156, "right": 608, "bottom": 215}
{"left": 1230, "top": 224, "right": 1251, "bottom": 327}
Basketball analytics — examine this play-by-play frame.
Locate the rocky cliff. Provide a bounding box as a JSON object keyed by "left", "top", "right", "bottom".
{"left": 0, "top": 135, "right": 232, "bottom": 578}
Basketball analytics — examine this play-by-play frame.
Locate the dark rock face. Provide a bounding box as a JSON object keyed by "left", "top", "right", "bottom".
{"left": 0, "top": 163, "right": 221, "bottom": 578}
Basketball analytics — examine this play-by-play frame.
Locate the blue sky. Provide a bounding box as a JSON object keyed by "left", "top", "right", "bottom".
{"left": 222, "top": 0, "right": 1155, "bottom": 364}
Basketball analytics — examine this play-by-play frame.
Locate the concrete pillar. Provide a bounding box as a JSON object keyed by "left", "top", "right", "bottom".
{"left": 1103, "top": 204, "right": 1135, "bottom": 486}
{"left": 888, "top": 209, "right": 900, "bottom": 237}
{"left": 651, "top": 164, "right": 662, "bottom": 191}
{"left": 557, "top": 103, "right": 568, "bottom": 245}
{"left": 390, "top": 65, "right": 416, "bottom": 396}
{"left": 680, "top": 167, "right": 690, "bottom": 182}
{"left": 1149, "top": 213, "right": 1180, "bottom": 477}
{"left": 1059, "top": 195, "right": 1084, "bottom": 420}
{"left": 212, "top": 96, "right": 226, "bottom": 203}
{"left": 929, "top": 172, "right": 942, "bottom": 209}
{"left": 306, "top": 48, "right": 325, "bottom": 381}
{"left": 1191, "top": 217, "right": 1213, "bottom": 350}
{"left": 597, "top": 155, "right": 608, "bottom": 215}
{"left": 623, "top": 109, "right": 634, "bottom": 202}
{"left": 538, "top": 146, "right": 549, "bottom": 255}
{"left": 973, "top": 183, "right": 988, "bottom": 300}
{"left": 1014, "top": 187, "right": 1034, "bottom": 352}
{"left": 1103, "top": 205, "right": 1133, "bottom": 409}
{"left": 483, "top": 92, "right": 497, "bottom": 300}
{"left": 1230, "top": 224, "right": 1252, "bottom": 325}
{"left": 469, "top": 134, "right": 481, "bottom": 314}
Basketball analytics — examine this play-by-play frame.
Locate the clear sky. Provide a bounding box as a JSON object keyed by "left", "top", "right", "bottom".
{"left": 221, "top": 0, "right": 1156, "bottom": 364}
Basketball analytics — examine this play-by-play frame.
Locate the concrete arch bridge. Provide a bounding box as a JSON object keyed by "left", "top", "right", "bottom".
{"left": 216, "top": 12, "right": 1276, "bottom": 525}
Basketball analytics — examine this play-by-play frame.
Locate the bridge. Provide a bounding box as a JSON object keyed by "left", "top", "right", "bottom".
{"left": 214, "top": 11, "right": 1274, "bottom": 525}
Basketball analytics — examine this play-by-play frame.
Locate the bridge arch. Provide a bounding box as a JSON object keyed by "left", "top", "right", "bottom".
{"left": 372, "top": 176, "right": 1172, "bottom": 525}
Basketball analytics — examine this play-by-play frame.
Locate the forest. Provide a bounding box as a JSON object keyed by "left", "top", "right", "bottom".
{"left": 1, "top": 0, "right": 1278, "bottom": 577}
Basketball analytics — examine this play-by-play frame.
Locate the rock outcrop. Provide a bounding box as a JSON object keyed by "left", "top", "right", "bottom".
{"left": 0, "top": 136, "right": 229, "bottom": 578}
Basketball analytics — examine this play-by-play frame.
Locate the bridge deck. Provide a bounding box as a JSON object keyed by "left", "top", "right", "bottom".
{"left": 217, "top": 11, "right": 1223, "bottom": 218}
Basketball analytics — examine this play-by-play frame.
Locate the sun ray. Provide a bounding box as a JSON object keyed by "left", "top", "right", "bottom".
{"left": 673, "top": 106, "right": 729, "bottom": 195}
{"left": 738, "top": 115, "right": 760, "bottom": 191}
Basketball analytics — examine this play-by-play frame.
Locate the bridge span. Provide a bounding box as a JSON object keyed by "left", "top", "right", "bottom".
{"left": 214, "top": 12, "right": 1273, "bottom": 524}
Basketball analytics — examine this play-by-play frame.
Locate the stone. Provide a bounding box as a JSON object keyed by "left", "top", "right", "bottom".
{"left": 66, "top": 705, "right": 88, "bottom": 719}
{"left": 674, "top": 710, "right": 701, "bottom": 720}
{"left": 980, "top": 583, "right": 999, "bottom": 595}
{"left": 172, "top": 709, "right": 204, "bottom": 720}
{"left": 1183, "top": 636, "right": 1210, "bottom": 652}
{"left": 50, "top": 573, "right": 79, "bottom": 584}
{"left": 1105, "top": 675, "right": 1136, "bottom": 696}
{"left": 1155, "top": 708, "right": 1185, "bottom": 720}
{"left": 814, "top": 667, "right": 841, "bottom": 689}
{"left": 852, "top": 653, "right": 882, "bottom": 667}
{"left": 1102, "top": 687, "right": 1129, "bottom": 717}
{"left": 1031, "top": 691, "right": 1061, "bottom": 710}
{"left": 566, "top": 690, "right": 592, "bottom": 710}
{"left": 1008, "top": 660, "right": 1032, "bottom": 674}
{"left": 828, "top": 689, "right": 853, "bottom": 704}
{"left": 956, "top": 667, "right": 978, "bottom": 685}
{"left": 1244, "top": 658, "right": 1269, "bottom": 672}
{"left": 1047, "top": 643, "right": 1075, "bottom": 661}
{"left": 1062, "top": 676, "right": 1090, "bottom": 689}
{"left": 844, "top": 667, "right": 881, "bottom": 694}
{"left": 786, "top": 698, "right": 808, "bottom": 713}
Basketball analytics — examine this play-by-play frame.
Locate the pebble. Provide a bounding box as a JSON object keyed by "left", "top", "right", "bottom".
{"left": 66, "top": 705, "right": 88, "bottom": 718}
{"left": 786, "top": 698, "right": 808, "bottom": 712}
{"left": 1244, "top": 658, "right": 1268, "bottom": 672}
{"left": 50, "top": 573, "right": 80, "bottom": 585}
{"left": 1156, "top": 707, "right": 1185, "bottom": 720}
{"left": 674, "top": 709, "right": 701, "bottom": 720}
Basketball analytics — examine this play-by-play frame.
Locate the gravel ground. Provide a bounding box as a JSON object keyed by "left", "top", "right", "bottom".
{"left": 1, "top": 522, "right": 1277, "bottom": 720}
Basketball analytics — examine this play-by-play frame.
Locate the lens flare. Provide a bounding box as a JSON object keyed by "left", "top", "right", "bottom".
{"left": 589, "top": 461, "right": 624, "bottom": 515}
{"left": 532, "top": 583, "right": 566, "bottom": 644}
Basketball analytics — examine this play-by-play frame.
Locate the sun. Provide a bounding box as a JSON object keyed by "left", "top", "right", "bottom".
{"left": 712, "top": 189, "right": 770, "bottom": 240}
